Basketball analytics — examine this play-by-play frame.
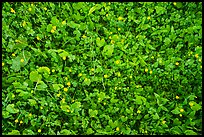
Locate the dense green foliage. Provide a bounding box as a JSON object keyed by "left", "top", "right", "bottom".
{"left": 2, "top": 2, "right": 202, "bottom": 135}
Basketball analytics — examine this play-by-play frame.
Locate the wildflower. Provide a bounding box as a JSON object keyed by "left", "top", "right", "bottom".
{"left": 52, "top": 69, "right": 55, "bottom": 73}
{"left": 28, "top": 8, "right": 32, "bottom": 12}
{"left": 145, "top": 68, "right": 148, "bottom": 73}
{"left": 22, "top": 21, "right": 26, "bottom": 27}
{"left": 57, "top": 93, "right": 61, "bottom": 97}
{"left": 109, "top": 36, "right": 112, "bottom": 39}
{"left": 15, "top": 119, "right": 18, "bottom": 123}
{"left": 118, "top": 16, "right": 123, "bottom": 21}
{"left": 189, "top": 102, "right": 194, "bottom": 107}
{"left": 62, "top": 56, "right": 66, "bottom": 60}
{"left": 64, "top": 88, "right": 68, "bottom": 92}
{"left": 38, "top": 129, "right": 41, "bottom": 133}
{"left": 137, "top": 110, "right": 141, "bottom": 114}
{"left": 20, "top": 59, "right": 24, "bottom": 63}
{"left": 91, "top": 68, "right": 94, "bottom": 71}
{"left": 62, "top": 20, "right": 66, "bottom": 25}
{"left": 173, "top": 2, "right": 177, "bottom": 5}
{"left": 12, "top": 53, "right": 16, "bottom": 56}
{"left": 67, "top": 82, "right": 71, "bottom": 87}
{"left": 106, "top": 14, "right": 108, "bottom": 17}
{"left": 37, "top": 36, "right": 40, "bottom": 40}
{"left": 129, "top": 75, "right": 133, "bottom": 79}
{"left": 29, "top": 113, "right": 32, "bottom": 117}
{"left": 179, "top": 114, "right": 182, "bottom": 117}
{"left": 115, "top": 60, "right": 120, "bottom": 64}
{"left": 147, "top": 16, "right": 151, "bottom": 20}
{"left": 20, "top": 120, "right": 23, "bottom": 124}
{"left": 175, "top": 62, "right": 179, "bottom": 66}
{"left": 72, "top": 99, "right": 74, "bottom": 102}
{"left": 62, "top": 98, "right": 65, "bottom": 103}
{"left": 180, "top": 108, "right": 184, "bottom": 113}
{"left": 176, "top": 96, "right": 179, "bottom": 99}
{"left": 199, "top": 59, "right": 201, "bottom": 62}
{"left": 116, "top": 127, "right": 120, "bottom": 131}
{"left": 40, "top": 106, "right": 43, "bottom": 109}
{"left": 150, "top": 70, "right": 153, "bottom": 74}
{"left": 2, "top": 62, "right": 4, "bottom": 66}
{"left": 162, "top": 120, "right": 166, "bottom": 124}
{"left": 103, "top": 102, "right": 106, "bottom": 105}
{"left": 118, "top": 28, "right": 121, "bottom": 31}
{"left": 104, "top": 75, "right": 108, "bottom": 78}
{"left": 51, "top": 29, "right": 55, "bottom": 33}
{"left": 52, "top": 26, "right": 56, "bottom": 31}
{"left": 110, "top": 32, "right": 113, "bottom": 35}
{"left": 10, "top": 8, "right": 16, "bottom": 13}
{"left": 44, "top": 7, "right": 47, "bottom": 10}
{"left": 82, "top": 35, "right": 87, "bottom": 38}
{"left": 195, "top": 54, "right": 198, "bottom": 58}
{"left": 67, "top": 109, "right": 70, "bottom": 112}
{"left": 78, "top": 73, "right": 82, "bottom": 77}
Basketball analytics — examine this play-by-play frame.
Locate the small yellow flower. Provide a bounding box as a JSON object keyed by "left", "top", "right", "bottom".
{"left": 31, "top": 4, "right": 34, "bottom": 6}
{"left": 175, "top": 62, "right": 179, "bottom": 66}
{"left": 37, "top": 36, "right": 40, "bottom": 40}
{"left": 195, "top": 54, "right": 198, "bottom": 58}
{"left": 62, "top": 98, "right": 65, "bottom": 103}
{"left": 199, "top": 59, "right": 201, "bottom": 62}
{"left": 104, "top": 74, "right": 108, "bottom": 78}
{"left": 72, "top": 99, "right": 75, "bottom": 102}
{"left": 28, "top": 8, "right": 32, "bottom": 12}
{"left": 82, "top": 35, "right": 87, "bottom": 38}
{"left": 173, "top": 2, "right": 177, "bottom": 5}
{"left": 15, "top": 119, "right": 18, "bottom": 123}
{"left": 111, "top": 40, "right": 115, "bottom": 44}
{"left": 51, "top": 29, "right": 55, "bottom": 33}
{"left": 147, "top": 16, "right": 151, "bottom": 20}
{"left": 116, "top": 127, "right": 120, "bottom": 131}
{"left": 129, "top": 75, "right": 133, "bottom": 79}
{"left": 40, "top": 106, "right": 43, "bottom": 109}
{"left": 179, "top": 114, "right": 182, "bottom": 117}
{"left": 12, "top": 94, "right": 15, "bottom": 98}
{"left": 180, "top": 108, "right": 184, "bottom": 113}
{"left": 115, "top": 60, "right": 120, "bottom": 64}
{"left": 67, "top": 109, "right": 70, "bottom": 112}
{"left": 106, "top": 14, "right": 108, "bottom": 17}
{"left": 162, "top": 120, "right": 166, "bottom": 124}
{"left": 22, "top": 21, "right": 26, "bottom": 27}
{"left": 150, "top": 70, "right": 153, "bottom": 74}
{"left": 62, "top": 20, "right": 66, "bottom": 25}
{"left": 67, "top": 82, "right": 71, "bottom": 87}
{"left": 176, "top": 96, "right": 179, "bottom": 99}
{"left": 10, "top": 8, "right": 16, "bottom": 13}
{"left": 189, "top": 102, "right": 194, "bottom": 107}
{"left": 64, "top": 88, "right": 68, "bottom": 92}
{"left": 109, "top": 36, "right": 112, "bottom": 39}
{"left": 103, "top": 102, "right": 106, "bottom": 105}
{"left": 38, "top": 129, "right": 41, "bottom": 133}
{"left": 29, "top": 113, "right": 32, "bottom": 117}
{"left": 91, "top": 68, "right": 94, "bottom": 71}
{"left": 78, "top": 73, "right": 82, "bottom": 77}
{"left": 12, "top": 53, "right": 16, "bottom": 56}
{"left": 52, "top": 69, "right": 55, "bottom": 73}
{"left": 44, "top": 7, "right": 47, "bottom": 10}
{"left": 20, "top": 120, "right": 23, "bottom": 124}
{"left": 118, "top": 16, "right": 123, "bottom": 21}
{"left": 69, "top": 69, "right": 72, "bottom": 72}
{"left": 118, "top": 28, "right": 121, "bottom": 31}
{"left": 2, "top": 62, "right": 4, "bottom": 66}
{"left": 20, "top": 59, "right": 24, "bottom": 63}
{"left": 137, "top": 110, "right": 141, "bottom": 114}
{"left": 52, "top": 26, "right": 56, "bottom": 31}
{"left": 57, "top": 93, "right": 61, "bottom": 97}
{"left": 63, "top": 56, "right": 66, "bottom": 60}
{"left": 200, "top": 66, "right": 202, "bottom": 69}
{"left": 145, "top": 68, "right": 148, "bottom": 73}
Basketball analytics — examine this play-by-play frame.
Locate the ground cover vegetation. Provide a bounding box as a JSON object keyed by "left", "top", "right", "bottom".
{"left": 2, "top": 2, "right": 202, "bottom": 135}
